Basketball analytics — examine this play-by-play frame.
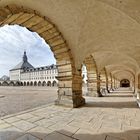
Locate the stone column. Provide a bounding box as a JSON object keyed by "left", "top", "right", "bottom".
{"left": 100, "top": 69, "right": 107, "bottom": 95}
{"left": 135, "top": 74, "right": 140, "bottom": 107}
{"left": 110, "top": 74, "right": 115, "bottom": 91}
{"left": 104, "top": 69, "right": 110, "bottom": 93}
{"left": 107, "top": 73, "right": 112, "bottom": 92}
{"left": 117, "top": 80, "right": 120, "bottom": 88}
{"left": 97, "top": 75, "right": 102, "bottom": 97}
{"left": 87, "top": 71, "right": 99, "bottom": 97}
{"left": 72, "top": 72, "right": 86, "bottom": 107}
{"left": 112, "top": 77, "right": 116, "bottom": 90}
{"left": 55, "top": 64, "right": 85, "bottom": 108}
{"left": 55, "top": 57, "right": 85, "bottom": 107}
{"left": 85, "top": 56, "right": 102, "bottom": 97}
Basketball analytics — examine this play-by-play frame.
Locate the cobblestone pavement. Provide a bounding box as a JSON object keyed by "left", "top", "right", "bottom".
{"left": 0, "top": 88, "right": 140, "bottom": 140}
{"left": 0, "top": 86, "right": 57, "bottom": 117}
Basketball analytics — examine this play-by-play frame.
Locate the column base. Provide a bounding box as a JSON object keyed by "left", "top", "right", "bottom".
{"left": 87, "top": 91, "right": 97, "bottom": 97}
{"left": 87, "top": 90, "right": 104, "bottom": 97}
{"left": 55, "top": 96, "right": 85, "bottom": 108}
{"left": 55, "top": 98, "right": 73, "bottom": 107}
{"left": 134, "top": 91, "right": 140, "bottom": 108}
{"left": 107, "top": 89, "right": 110, "bottom": 93}
{"left": 136, "top": 99, "right": 140, "bottom": 108}
{"left": 73, "top": 96, "right": 85, "bottom": 108}
{"left": 97, "top": 92, "right": 103, "bottom": 97}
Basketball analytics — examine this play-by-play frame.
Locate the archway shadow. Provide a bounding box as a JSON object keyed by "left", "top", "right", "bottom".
{"left": 83, "top": 101, "right": 138, "bottom": 109}
{"left": 104, "top": 94, "right": 133, "bottom": 98}
{"left": 0, "top": 128, "right": 140, "bottom": 140}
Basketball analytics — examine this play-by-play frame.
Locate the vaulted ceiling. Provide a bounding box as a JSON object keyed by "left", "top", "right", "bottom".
{"left": 1, "top": 0, "right": 140, "bottom": 81}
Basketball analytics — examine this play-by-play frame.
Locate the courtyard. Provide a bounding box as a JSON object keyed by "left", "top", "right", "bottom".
{"left": 0, "top": 87, "right": 57, "bottom": 117}
{"left": 0, "top": 87, "right": 139, "bottom": 140}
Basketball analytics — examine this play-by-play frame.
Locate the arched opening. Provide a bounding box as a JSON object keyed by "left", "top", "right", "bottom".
{"left": 42, "top": 81, "right": 46, "bottom": 86}
{"left": 2, "top": 81, "right": 9, "bottom": 86}
{"left": 30, "top": 81, "right": 33, "bottom": 86}
{"left": 0, "top": 82, "right": 1, "bottom": 86}
{"left": 0, "top": 4, "right": 85, "bottom": 108}
{"left": 38, "top": 81, "right": 42, "bottom": 86}
{"left": 24, "top": 82, "right": 26, "bottom": 86}
{"left": 15, "top": 81, "right": 21, "bottom": 86}
{"left": 34, "top": 81, "right": 37, "bottom": 86}
{"left": 47, "top": 81, "right": 51, "bottom": 87}
{"left": 27, "top": 82, "right": 30, "bottom": 86}
{"left": 9, "top": 81, "right": 15, "bottom": 86}
{"left": 120, "top": 79, "right": 130, "bottom": 87}
{"left": 20, "top": 82, "right": 23, "bottom": 86}
{"left": 52, "top": 81, "right": 57, "bottom": 87}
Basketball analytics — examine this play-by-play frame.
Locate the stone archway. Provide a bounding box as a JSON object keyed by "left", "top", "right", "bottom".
{"left": 2, "top": 81, "right": 8, "bottom": 86}
{"left": 9, "top": 81, "right": 15, "bottom": 86}
{"left": 15, "top": 81, "right": 20, "bottom": 86}
{"left": 0, "top": 4, "right": 85, "bottom": 107}
{"left": 23, "top": 82, "right": 26, "bottom": 86}
{"left": 20, "top": 82, "right": 23, "bottom": 86}
{"left": 47, "top": 81, "right": 51, "bottom": 87}
{"left": 34, "top": 81, "right": 37, "bottom": 86}
{"left": 30, "top": 81, "right": 33, "bottom": 86}
{"left": 52, "top": 81, "right": 57, "bottom": 87}
{"left": 38, "top": 81, "right": 41, "bottom": 86}
{"left": 27, "top": 82, "right": 30, "bottom": 86}
{"left": 42, "top": 81, "right": 46, "bottom": 86}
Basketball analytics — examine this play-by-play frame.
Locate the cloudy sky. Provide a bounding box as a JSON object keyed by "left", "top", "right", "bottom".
{"left": 0, "top": 25, "right": 56, "bottom": 77}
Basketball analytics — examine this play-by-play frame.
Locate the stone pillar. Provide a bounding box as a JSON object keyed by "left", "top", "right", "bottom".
{"left": 110, "top": 74, "right": 113, "bottom": 91}
{"left": 132, "top": 80, "right": 135, "bottom": 92}
{"left": 104, "top": 69, "right": 110, "bottom": 93}
{"left": 107, "top": 73, "right": 112, "bottom": 92}
{"left": 135, "top": 74, "right": 140, "bottom": 107}
{"left": 115, "top": 80, "right": 118, "bottom": 88}
{"left": 114, "top": 78, "right": 117, "bottom": 89}
{"left": 55, "top": 61, "right": 85, "bottom": 108}
{"left": 72, "top": 72, "right": 85, "bottom": 107}
{"left": 85, "top": 56, "right": 102, "bottom": 97}
{"left": 87, "top": 72, "right": 99, "bottom": 97}
{"left": 55, "top": 74, "right": 85, "bottom": 107}
{"left": 100, "top": 68, "right": 107, "bottom": 94}
{"left": 97, "top": 75, "right": 102, "bottom": 97}
{"left": 112, "top": 77, "right": 116, "bottom": 90}
{"left": 117, "top": 80, "right": 120, "bottom": 88}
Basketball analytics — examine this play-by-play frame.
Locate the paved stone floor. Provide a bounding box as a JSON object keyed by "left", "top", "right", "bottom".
{"left": 0, "top": 88, "right": 140, "bottom": 140}
{"left": 0, "top": 87, "right": 57, "bottom": 117}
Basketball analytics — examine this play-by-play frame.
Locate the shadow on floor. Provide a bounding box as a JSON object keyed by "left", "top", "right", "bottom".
{"left": 104, "top": 94, "right": 133, "bottom": 98}
{"left": 84, "top": 101, "right": 138, "bottom": 109}
{"left": 1, "top": 128, "right": 140, "bottom": 140}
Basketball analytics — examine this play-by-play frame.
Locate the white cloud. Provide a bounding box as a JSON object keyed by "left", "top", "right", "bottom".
{"left": 0, "top": 25, "right": 56, "bottom": 77}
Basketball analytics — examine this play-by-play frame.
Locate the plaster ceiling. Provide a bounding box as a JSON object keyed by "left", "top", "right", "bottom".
{"left": 0, "top": 0, "right": 140, "bottom": 79}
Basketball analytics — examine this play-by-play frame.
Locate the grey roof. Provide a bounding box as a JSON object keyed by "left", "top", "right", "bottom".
{"left": 23, "top": 64, "right": 57, "bottom": 73}
{"left": 10, "top": 61, "right": 34, "bottom": 71}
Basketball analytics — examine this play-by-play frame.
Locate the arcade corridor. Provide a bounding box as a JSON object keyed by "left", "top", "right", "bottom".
{"left": 0, "top": 1, "right": 140, "bottom": 139}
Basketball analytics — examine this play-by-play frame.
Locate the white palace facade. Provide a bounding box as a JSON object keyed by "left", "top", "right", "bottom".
{"left": 9, "top": 51, "right": 58, "bottom": 87}
{"left": 0, "top": 51, "right": 87, "bottom": 87}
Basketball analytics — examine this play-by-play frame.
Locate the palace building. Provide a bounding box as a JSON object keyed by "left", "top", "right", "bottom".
{"left": 9, "top": 51, "right": 58, "bottom": 87}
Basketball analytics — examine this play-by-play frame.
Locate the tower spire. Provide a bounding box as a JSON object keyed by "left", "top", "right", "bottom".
{"left": 23, "top": 51, "right": 28, "bottom": 62}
